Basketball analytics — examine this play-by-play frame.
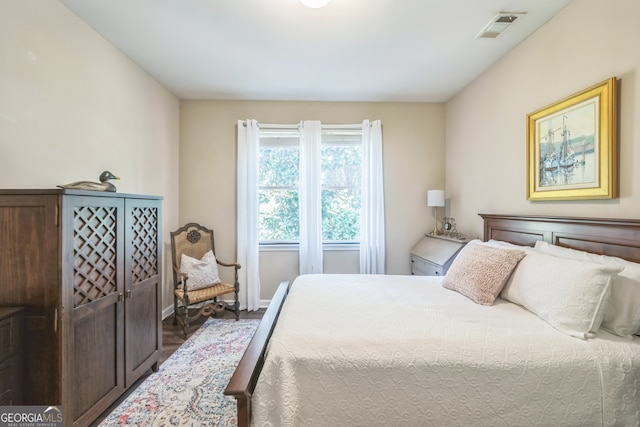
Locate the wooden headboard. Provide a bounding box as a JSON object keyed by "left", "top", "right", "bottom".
{"left": 480, "top": 214, "right": 640, "bottom": 263}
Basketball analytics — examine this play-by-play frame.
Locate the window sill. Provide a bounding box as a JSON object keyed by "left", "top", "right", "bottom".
{"left": 259, "top": 243, "right": 360, "bottom": 252}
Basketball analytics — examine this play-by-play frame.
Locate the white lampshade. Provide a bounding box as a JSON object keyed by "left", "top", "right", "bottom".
{"left": 427, "top": 190, "right": 445, "bottom": 207}
{"left": 300, "top": 0, "right": 331, "bottom": 8}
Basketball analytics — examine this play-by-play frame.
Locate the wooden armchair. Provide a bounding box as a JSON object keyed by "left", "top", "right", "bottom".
{"left": 170, "top": 223, "right": 240, "bottom": 337}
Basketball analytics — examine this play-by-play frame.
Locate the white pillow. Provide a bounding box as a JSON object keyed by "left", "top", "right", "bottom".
{"left": 179, "top": 250, "right": 221, "bottom": 290}
{"left": 534, "top": 241, "right": 640, "bottom": 338}
{"left": 483, "top": 239, "right": 536, "bottom": 253}
{"left": 485, "top": 239, "right": 526, "bottom": 248}
{"left": 501, "top": 250, "right": 623, "bottom": 339}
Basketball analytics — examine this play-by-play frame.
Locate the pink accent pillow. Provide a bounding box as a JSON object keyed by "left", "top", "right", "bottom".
{"left": 442, "top": 242, "right": 526, "bottom": 305}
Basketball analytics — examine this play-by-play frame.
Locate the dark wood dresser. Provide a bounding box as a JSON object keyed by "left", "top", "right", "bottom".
{"left": 0, "top": 189, "right": 162, "bottom": 426}
{"left": 0, "top": 306, "right": 26, "bottom": 405}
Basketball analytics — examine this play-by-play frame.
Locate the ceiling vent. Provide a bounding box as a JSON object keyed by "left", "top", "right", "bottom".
{"left": 476, "top": 12, "right": 526, "bottom": 39}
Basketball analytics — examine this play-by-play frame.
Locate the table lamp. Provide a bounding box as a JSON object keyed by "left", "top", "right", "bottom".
{"left": 427, "top": 190, "right": 445, "bottom": 236}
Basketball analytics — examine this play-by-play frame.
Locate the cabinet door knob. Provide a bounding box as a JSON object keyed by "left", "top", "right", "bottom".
{"left": 126, "top": 290, "right": 133, "bottom": 299}
{"left": 118, "top": 293, "right": 125, "bottom": 302}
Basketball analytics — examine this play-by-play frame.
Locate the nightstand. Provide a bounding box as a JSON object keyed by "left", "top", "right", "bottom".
{"left": 410, "top": 234, "right": 472, "bottom": 276}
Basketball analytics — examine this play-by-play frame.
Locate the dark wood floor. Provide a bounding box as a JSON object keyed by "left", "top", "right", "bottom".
{"left": 91, "top": 308, "right": 265, "bottom": 426}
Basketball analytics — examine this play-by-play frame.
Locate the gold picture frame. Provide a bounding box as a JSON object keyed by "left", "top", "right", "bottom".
{"left": 526, "top": 77, "right": 618, "bottom": 201}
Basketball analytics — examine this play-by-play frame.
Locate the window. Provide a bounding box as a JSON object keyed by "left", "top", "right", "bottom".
{"left": 258, "top": 126, "right": 362, "bottom": 244}
{"left": 258, "top": 129, "right": 300, "bottom": 243}
{"left": 321, "top": 130, "right": 361, "bottom": 242}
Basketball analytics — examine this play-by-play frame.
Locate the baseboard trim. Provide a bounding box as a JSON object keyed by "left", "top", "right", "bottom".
{"left": 161, "top": 299, "right": 272, "bottom": 320}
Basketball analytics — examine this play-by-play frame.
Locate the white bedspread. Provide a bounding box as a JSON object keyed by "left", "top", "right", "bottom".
{"left": 251, "top": 274, "right": 640, "bottom": 427}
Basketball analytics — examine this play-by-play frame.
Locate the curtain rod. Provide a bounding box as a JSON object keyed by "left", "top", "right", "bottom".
{"left": 241, "top": 121, "right": 372, "bottom": 128}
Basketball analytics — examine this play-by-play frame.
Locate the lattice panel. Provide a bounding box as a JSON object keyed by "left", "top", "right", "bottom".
{"left": 73, "top": 206, "right": 118, "bottom": 308}
{"left": 131, "top": 207, "right": 158, "bottom": 284}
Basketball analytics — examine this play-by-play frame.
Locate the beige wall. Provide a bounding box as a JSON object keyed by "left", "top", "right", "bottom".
{"left": 0, "top": 1, "right": 181, "bottom": 315}
{"left": 446, "top": 0, "right": 640, "bottom": 239}
{"left": 12, "top": 1, "right": 630, "bottom": 310}
{"left": 179, "top": 100, "right": 445, "bottom": 302}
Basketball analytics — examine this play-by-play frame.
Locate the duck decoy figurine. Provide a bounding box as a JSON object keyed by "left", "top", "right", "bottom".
{"left": 57, "top": 171, "right": 120, "bottom": 192}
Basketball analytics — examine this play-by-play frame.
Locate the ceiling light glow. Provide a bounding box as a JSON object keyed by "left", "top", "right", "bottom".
{"left": 300, "top": 0, "right": 331, "bottom": 8}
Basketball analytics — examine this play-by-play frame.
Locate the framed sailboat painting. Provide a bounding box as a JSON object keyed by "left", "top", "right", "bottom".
{"left": 526, "top": 77, "right": 618, "bottom": 201}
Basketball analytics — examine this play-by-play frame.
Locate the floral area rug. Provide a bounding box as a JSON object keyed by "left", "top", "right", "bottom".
{"left": 99, "top": 319, "right": 259, "bottom": 427}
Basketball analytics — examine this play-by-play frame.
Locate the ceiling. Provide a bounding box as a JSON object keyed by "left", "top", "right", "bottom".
{"left": 59, "top": 0, "right": 571, "bottom": 102}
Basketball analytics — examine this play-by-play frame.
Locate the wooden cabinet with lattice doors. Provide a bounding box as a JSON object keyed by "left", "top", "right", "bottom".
{"left": 0, "top": 189, "right": 162, "bottom": 427}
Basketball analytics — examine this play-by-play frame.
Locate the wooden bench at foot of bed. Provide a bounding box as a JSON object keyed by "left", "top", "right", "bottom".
{"left": 224, "top": 280, "right": 290, "bottom": 427}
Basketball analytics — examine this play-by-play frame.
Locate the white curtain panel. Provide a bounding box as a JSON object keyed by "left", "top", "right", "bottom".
{"left": 236, "top": 119, "right": 261, "bottom": 311}
{"left": 360, "top": 119, "right": 386, "bottom": 274}
{"left": 299, "top": 120, "right": 324, "bottom": 274}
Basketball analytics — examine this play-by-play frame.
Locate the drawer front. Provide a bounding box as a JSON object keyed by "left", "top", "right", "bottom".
{"left": 411, "top": 256, "right": 444, "bottom": 276}
{"left": 0, "top": 388, "right": 13, "bottom": 406}
{"left": 0, "top": 317, "right": 16, "bottom": 361}
{"left": 0, "top": 358, "right": 14, "bottom": 404}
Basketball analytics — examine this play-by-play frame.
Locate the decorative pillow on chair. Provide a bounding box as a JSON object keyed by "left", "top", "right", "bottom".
{"left": 534, "top": 241, "right": 640, "bottom": 338}
{"left": 442, "top": 242, "right": 526, "bottom": 306}
{"left": 501, "top": 249, "right": 623, "bottom": 339}
{"left": 179, "top": 250, "right": 221, "bottom": 291}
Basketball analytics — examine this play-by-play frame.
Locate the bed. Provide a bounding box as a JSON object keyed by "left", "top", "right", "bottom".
{"left": 225, "top": 214, "right": 640, "bottom": 426}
